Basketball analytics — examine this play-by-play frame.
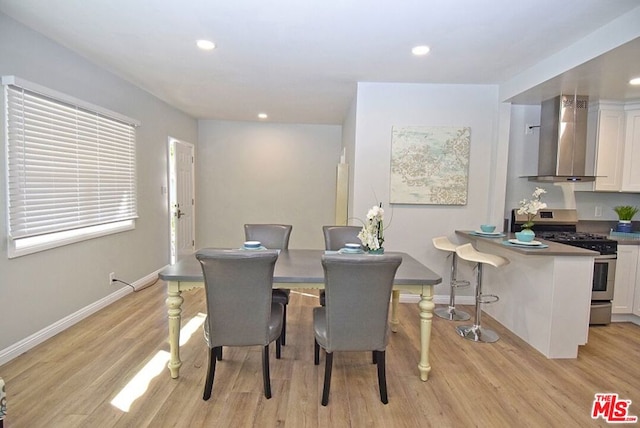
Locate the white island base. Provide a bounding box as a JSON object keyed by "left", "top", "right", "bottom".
{"left": 464, "top": 238, "right": 595, "bottom": 359}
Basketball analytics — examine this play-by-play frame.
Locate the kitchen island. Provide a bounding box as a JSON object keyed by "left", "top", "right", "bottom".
{"left": 456, "top": 231, "right": 598, "bottom": 358}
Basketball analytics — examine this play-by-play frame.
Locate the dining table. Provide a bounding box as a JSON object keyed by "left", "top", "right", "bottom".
{"left": 158, "top": 249, "right": 442, "bottom": 381}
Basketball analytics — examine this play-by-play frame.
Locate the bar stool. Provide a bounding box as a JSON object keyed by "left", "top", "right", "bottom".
{"left": 454, "top": 243, "right": 509, "bottom": 343}
{"left": 432, "top": 236, "right": 471, "bottom": 321}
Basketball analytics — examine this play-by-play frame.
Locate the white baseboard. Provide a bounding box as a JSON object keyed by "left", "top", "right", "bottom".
{"left": 611, "top": 313, "right": 640, "bottom": 326}
{"left": 0, "top": 266, "right": 168, "bottom": 367}
{"left": 399, "top": 293, "right": 475, "bottom": 306}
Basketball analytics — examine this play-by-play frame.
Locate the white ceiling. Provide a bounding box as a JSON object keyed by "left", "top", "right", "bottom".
{"left": 1, "top": 0, "right": 639, "bottom": 124}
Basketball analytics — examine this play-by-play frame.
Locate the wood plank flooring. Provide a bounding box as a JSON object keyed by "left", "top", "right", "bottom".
{"left": 1, "top": 282, "right": 639, "bottom": 427}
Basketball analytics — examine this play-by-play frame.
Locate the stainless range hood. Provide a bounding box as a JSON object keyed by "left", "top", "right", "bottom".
{"left": 527, "top": 94, "right": 596, "bottom": 183}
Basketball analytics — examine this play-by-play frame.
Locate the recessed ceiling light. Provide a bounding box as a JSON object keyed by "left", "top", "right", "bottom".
{"left": 258, "top": 113, "right": 268, "bottom": 120}
{"left": 412, "top": 45, "right": 430, "bottom": 56}
{"left": 196, "top": 40, "right": 216, "bottom": 51}
{"left": 630, "top": 77, "right": 640, "bottom": 86}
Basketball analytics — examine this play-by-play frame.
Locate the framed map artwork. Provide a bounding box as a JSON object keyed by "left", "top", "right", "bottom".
{"left": 390, "top": 126, "right": 470, "bottom": 205}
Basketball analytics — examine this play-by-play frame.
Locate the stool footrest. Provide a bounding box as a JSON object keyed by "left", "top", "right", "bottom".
{"left": 451, "top": 279, "right": 470, "bottom": 288}
{"left": 478, "top": 294, "right": 499, "bottom": 304}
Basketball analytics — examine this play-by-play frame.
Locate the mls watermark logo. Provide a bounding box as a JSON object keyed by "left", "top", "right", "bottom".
{"left": 591, "top": 393, "right": 638, "bottom": 423}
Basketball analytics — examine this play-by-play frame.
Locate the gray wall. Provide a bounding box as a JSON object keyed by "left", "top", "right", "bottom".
{"left": 0, "top": 13, "right": 198, "bottom": 353}
{"left": 349, "top": 82, "right": 505, "bottom": 299}
{"left": 196, "top": 120, "right": 342, "bottom": 249}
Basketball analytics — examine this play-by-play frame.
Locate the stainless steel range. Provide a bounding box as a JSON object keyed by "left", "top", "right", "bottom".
{"left": 511, "top": 208, "right": 617, "bottom": 325}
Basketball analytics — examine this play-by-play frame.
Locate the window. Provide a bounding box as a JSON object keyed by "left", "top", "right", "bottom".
{"left": 2, "top": 76, "right": 139, "bottom": 258}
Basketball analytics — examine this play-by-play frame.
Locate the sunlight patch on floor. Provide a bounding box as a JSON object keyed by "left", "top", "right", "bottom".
{"left": 110, "top": 313, "right": 206, "bottom": 412}
{"left": 180, "top": 312, "right": 206, "bottom": 346}
{"left": 110, "top": 350, "right": 169, "bottom": 412}
{"left": 291, "top": 290, "right": 320, "bottom": 299}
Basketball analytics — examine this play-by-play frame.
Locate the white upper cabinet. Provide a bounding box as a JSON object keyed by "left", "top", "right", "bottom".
{"left": 621, "top": 106, "right": 640, "bottom": 192}
{"left": 589, "top": 101, "right": 640, "bottom": 192}
{"left": 592, "top": 103, "right": 625, "bottom": 191}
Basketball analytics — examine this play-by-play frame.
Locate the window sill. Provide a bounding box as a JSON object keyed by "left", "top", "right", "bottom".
{"left": 8, "top": 220, "right": 135, "bottom": 259}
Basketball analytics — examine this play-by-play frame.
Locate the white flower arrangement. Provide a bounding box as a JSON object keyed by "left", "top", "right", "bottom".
{"left": 517, "top": 187, "right": 547, "bottom": 229}
{"left": 358, "top": 203, "right": 385, "bottom": 250}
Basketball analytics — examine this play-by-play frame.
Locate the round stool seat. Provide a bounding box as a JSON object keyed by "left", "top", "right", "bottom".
{"left": 455, "top": 243, "right": 509, "bottom": 268}
{"left": 432, "top": 236, "right": 459, "bottom": 253}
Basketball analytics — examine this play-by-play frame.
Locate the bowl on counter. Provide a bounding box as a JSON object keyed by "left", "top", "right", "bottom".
{"left": 480, "top": 224, "right": 496, "bottom": 233}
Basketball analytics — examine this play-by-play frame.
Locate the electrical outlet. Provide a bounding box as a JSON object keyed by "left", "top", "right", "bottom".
{"left": 595, "top": 206, "right": 602, "bottom": 217}
{"left": 109, "top": 272, "right": 116, "bottom": 285}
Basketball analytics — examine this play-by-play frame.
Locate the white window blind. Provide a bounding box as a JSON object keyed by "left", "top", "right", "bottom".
{"left": 4, "top": 77, "right": 138, "bottom": 253}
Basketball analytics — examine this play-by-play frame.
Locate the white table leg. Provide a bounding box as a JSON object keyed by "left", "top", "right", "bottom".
{"left": 418, "top": 286, "right": 434, "bottom": 381}
{"left": 390, "top": 290, "right": 400, "bottom": 332}
{"left": 166, "top": 282, "right": 184, "bottom": 378}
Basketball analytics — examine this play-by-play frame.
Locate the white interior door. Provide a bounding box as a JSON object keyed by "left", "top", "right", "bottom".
{"left": 170, "top": 139, "right": 195, "bottom": 262}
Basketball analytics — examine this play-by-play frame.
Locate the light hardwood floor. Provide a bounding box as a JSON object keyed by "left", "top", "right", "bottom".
{"left": 1, "top": 282, "right": 639, "bottom": 427}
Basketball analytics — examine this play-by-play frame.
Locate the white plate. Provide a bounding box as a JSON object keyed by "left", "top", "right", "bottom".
{"left": 474, "top": 230, "right": 502, "bottom": 236}
{"left": 344, "top": 243, "right": 362, "bottom": 249}
{"left": 509, "top": 239, "right": 543, "bottom": 246}
{"left": 242, "top": 245, "right": 266, "bottom": 251}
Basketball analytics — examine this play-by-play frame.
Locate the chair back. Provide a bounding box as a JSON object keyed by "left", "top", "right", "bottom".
{"left": 322, "top": 225, "right": 362, "bottom": 250}
{"left": 244, "top": 224, "right": 292, "bottom": 249}
{"left": 321, "top": 254, "right": 402, "bottom": 352}
{"left": 196, "top": 249, "right": 279, "bottom": 347}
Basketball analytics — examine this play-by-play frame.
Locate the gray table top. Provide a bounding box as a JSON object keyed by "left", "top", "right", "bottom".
{"left": 159, "top": 249, "right": 442, "bottom": 286}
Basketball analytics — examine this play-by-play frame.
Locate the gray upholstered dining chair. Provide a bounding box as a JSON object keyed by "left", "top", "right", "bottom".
{"left": 195, "top": 249, "right": 283, "bottom": 400}
{"left": 314, "top": 253, "right": 402, "bottom": 406}
{"left": 322, "top": 225, "right": 362, "bottom": 250}
{"left": 320, "top": 225, "right": 363, "bottom": 306}
{"left": 244, "top": 224, "right": 293, "bottom": 345}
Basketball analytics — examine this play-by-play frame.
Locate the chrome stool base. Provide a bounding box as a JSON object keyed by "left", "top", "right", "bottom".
{"left": 435, "top": 306, "right": 471, "bottom": 321}
{"left": 456, "top": 324, "right": 499, "bottom": 343}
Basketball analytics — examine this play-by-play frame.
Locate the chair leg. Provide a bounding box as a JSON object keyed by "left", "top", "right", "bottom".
{"left": 372, "top": 351, "right": 376, "bottom": 364}
{"left": 281, "top": 305, "right": 287, "bottom": 346}
{"left": 262, "top": 344, "right": 272, "bottom": 399}
{"left": 203, "top": 347, "right": 218, "bottom": 400}
{"left": 376, "top": 350, "right": 388, "bottom": 404}
{"left": 314, "top": 339, "right": 320, "bottom": 365}
{"left": 216, "top": 346, "right": 223, "bottom": 361}
{"left": 276, "top": 337, "right": 282, "bottom": 359}
{"left": 321, "top": 352, "right": 333, "bottom": 406}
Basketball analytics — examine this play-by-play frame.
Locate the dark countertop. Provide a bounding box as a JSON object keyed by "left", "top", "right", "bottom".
{"left": 455, "top": 230, "right": 599, "bottom": 256}
{"left": 609, "top": 237, "right": 640, "bottom": 245}
{"left": 577, "top": 220, "right": 640, "bottom": 245}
